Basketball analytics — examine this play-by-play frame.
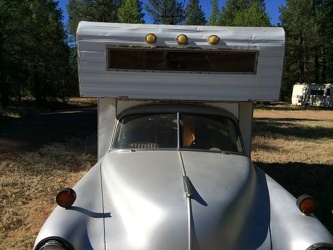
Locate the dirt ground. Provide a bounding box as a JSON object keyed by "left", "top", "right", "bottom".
{"left": 0, "top": 107, "right": 332, "bottom": 159}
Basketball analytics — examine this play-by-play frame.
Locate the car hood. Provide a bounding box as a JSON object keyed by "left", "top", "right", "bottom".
{"left": 101, "top": 150, "right": 271, "bottom": 250}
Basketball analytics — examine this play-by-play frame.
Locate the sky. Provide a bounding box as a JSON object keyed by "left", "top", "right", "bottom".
{"left": 57, "top": 0, "right": 286, "bottom": 26}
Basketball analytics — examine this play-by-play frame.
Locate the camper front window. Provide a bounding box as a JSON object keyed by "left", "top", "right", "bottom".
{"left": 112, "top": 113, "right": 243, "bottom": 153}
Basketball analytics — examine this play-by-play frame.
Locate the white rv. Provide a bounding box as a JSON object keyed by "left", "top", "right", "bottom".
{"left": 291, "top": 83, "right": 332, "bottom": 107}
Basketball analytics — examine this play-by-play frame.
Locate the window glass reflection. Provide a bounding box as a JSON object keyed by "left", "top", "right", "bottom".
{"left": 113, "top": 112, "right": 243, "bottom": 153}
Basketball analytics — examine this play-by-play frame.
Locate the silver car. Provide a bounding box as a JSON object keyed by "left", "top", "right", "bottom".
{"left": 34, "top": 103, "right": 333, "bottom": 250}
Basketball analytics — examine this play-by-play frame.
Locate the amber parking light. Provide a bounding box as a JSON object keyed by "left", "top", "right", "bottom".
{"left": 56, "top": 188, "right": 76, "bottom": 209}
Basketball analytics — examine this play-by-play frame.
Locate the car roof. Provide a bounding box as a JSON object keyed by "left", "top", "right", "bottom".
{"left": 117, "top": 103, "right": 238, "bottom": 121}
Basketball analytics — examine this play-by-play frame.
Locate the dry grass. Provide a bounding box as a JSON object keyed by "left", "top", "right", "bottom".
{"left": 66, "top": 97, "right": 97, "bottom": 107}
{"left": 0, "top": 135, "right": 97, "bottom": 250}
{"left": 252, "top": 119, "right": 333, "bottom": 164}
{"left": 252, "top": 114, "right": 333, "bottom": 234}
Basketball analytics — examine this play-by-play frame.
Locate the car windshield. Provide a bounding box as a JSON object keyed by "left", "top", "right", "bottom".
{"left": 113, "top": 113, "right": 244, "bottom": 153}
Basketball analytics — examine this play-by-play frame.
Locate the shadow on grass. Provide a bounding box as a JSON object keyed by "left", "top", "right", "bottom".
{"left": 0, "top": 107, "right": 97, "bottom": 154}
{"left": 255, "top": 161, "right": 333, "bottom": 234}
{"left": 254, "top": 102, "right": 333, "bottom": 111}
{"left": 0, "top": 115, "right": 17, "bottom": 126}
{"left": 253, "top": 119, "right": 333, "bottom": 139}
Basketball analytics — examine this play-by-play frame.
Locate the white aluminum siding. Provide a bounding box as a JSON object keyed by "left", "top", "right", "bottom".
{"left": 77, "top": 22, "right": 285, "bottom": 102}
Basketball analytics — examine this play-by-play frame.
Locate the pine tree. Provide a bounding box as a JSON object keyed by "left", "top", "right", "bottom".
{"left": 280, "top": 0, "right": 319, "bottom": 84}
{"left": 67, "top": 0, "right": 120, "bottom": 36}
{"left": 232, "top": 1, "right": 270, "bottom": 26}
{"left": 316, "top": 0, "right": 333, "bottom": 82}
{"left": 0, "top": 0, "right": 72, "bottom": 106}
{"left": 208, "top": 0, "right": 221, "bottom": 26}
{"left": 218, "top": 0, "right": 270, "bottom": 26}
{"left": 184, "top": 0, "right": 206, "bottom": 25}
{"left": 0, "top": 0, "right": 23, "bottom": 106}
{"left": 25, "top": 0, "right": 71, "bottom": 105}
{"left": 145, "top": 0, "right": 184, "bottom": 24}
{"left": 118, "top": 0, "right": 145, "bottom": 23}
{"left": 279, "top": 0, "right": 332, "bottom": 99}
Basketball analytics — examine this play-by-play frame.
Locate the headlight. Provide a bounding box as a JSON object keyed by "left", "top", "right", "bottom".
{"left": 35, "top": 238, "right": 73, "bottom": 250}
{"left": 306, "top": 243, "right": 333, "bottom": 250}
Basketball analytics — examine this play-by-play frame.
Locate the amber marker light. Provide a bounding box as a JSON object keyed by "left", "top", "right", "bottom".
{"left": 177, "top": 34, "right": 188, "bottom": 45}
{"left": 145, "top": 33, "right": 157, "bottom": 44}
{"left": 297, "top": 194, "right": 318, "bottom": 215}
{"left": 56, "top": 188, "right": 76, "bottom": 209}
{"left": 208, "top": 35, "right": 220, "bottom": 45}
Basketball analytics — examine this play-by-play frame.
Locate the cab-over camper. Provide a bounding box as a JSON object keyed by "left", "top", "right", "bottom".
{"left": 34, "top": 22, "right": 333, "bottom": 250}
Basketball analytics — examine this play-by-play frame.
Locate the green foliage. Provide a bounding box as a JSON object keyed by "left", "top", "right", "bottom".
{"left": 145, "top": 0, "right": 184, "bottom": 24}
{"left": 0, "top": 1, "right": 23, "bottom": 106}
{"left": 280, "top": 0, "right": 333, "bottom": 100}
{"left": 232, "top": 1, "right": 270, "bottom": 26}
{"left": 184, "top": 0, "right": 206, "bottom": 25}
{"left": 318, "top": 0, "right": 333, "bottom": 82}
{"left": 0, "top": 0, "right": 73, "bottom": 107}
{"left": 67, "top": 0, "right": 120, "bottom": 36}
{"left": 219, "top": 0, "right": 250, "bottom": 25}
{"left": 118, "top": 0, "right": 145, "bottom": 23}
{"left": 218, "top": 0, "right": 271, "bottom": 26}
{"left": 208, "top": 0, "right": 221, "bottom": 25}
{"left": 26, "top": 0, "right": 72, "bottom": 105}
